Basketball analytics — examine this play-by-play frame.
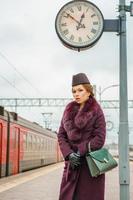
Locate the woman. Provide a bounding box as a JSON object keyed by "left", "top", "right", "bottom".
{"left": 58, "top": 73, "right": 106, "bottom": 200}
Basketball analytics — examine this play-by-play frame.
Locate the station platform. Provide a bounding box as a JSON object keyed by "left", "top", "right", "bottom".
{"left": 0, "top": 161, "right": 132, "bottom": 200}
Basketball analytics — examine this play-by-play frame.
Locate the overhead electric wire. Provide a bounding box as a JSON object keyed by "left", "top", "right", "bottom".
{"left": 0, "top": 74, "right": 27, "bottom": 97}
{"left": 0, "top": 51, "right": 44, "bottom": 97}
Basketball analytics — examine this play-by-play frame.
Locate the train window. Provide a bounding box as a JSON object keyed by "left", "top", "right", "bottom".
{"left": 25, "top": 134, "right": 28, "bottom": 150}
{"left": 40, "top": 138, "right": 42, "bottom": 150}
{"left": 48, "top": 140, "right": 49, "bottom": 151}
{"left": 46, "top": 140, "right": 47, "bottom": 151}
{"left": 32, "top": 135, "right": 34, "bottom": 150}
{"left": 23, "top": 134, "right": 26, "bottom": 150}
{"left": 50, "top": 140, "right": 53, "bottom": 150}
{"left": 40, "top": 138, "right": 43, "bottom": 150}
{"left": 45, "top": 139, "right": 46, "bottom": 149}
{"left": 36, "top": 137, "right": 38, "bottom": 150}
{"left": 12, "top": 128, "right": 17, "bottom": 149}
{"left": 48, "top": 140, "right": 50, "bottom": 151}
{"left": 33, "top": 135, "right": 36, "bottom": 150}
{"left": 34, "top": 136, "right": 37, "bottom": 150}
{"left": 46, "top": 139, "right": 48, "bottom": 151}
{"left": 44, "top": 138, "right": 46, "bottom": 150}
{"left": 43, "top": 139, "right": 45, "bottom": 150}
{"left": 31, "top": 135, "right": 33, "bottom": 150}
{"left": 37, "top": 137, "right": 40, "bottom": 150}
{"left": 50, "top": 140, "right": 52, "bottom": 151}
{"left": 43, "top": 139, "right": 45, "bottom": 149}
{"left": 38, "top": 137, "right": 41, "bottom": 150}
{"left": 50, "top": 140, "right": 52, "bottom": 150}
{"left": 28, "top": 134, "right": 32, "bottom": 150}
{"left": 35, "top": 136, "right": 37, "bottom": 150}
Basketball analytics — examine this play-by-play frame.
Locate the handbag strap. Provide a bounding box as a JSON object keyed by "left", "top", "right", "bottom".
{"left": 88, "top": 142, "right": 91, "bottom": 153}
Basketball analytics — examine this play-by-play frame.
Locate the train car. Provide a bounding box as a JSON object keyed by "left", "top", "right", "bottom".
{"left": 0, "top": 107, "right": 8, "bottom": 177}
{"left": 0, "top": 106, "right": 62, "bottom": 178}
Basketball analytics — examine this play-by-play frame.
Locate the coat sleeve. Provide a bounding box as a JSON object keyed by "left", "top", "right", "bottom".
{"left": 89, "top": 106, "right": 106, "bottom": 151}
{"left": 57, "top": 119, "right": 74, "bottom": 160}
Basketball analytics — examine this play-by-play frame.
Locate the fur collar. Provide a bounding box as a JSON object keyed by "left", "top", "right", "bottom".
{"left": 63, "top": 96, "right": 98, "bottom": 131}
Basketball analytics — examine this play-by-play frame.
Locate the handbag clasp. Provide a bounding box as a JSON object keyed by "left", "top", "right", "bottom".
{"left": 104, "top": 158, "right": 108, "bottom": 163}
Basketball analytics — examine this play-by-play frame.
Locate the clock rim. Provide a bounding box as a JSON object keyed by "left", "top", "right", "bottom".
{"left": 55, "top": 0, "right": 104, "bottom": 50}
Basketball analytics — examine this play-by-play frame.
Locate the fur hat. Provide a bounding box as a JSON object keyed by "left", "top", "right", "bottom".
{"left": 72, "top": 73, "right": 90, "bottom": 86}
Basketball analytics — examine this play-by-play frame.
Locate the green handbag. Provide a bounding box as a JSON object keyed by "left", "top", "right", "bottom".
{"left": 86, "top": 148, "right": 118, "bottom": 177}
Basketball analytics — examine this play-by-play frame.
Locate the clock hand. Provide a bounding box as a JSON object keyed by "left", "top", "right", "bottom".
{"left": 65, "top": 12, "right": 85, "bottom": 30}
{"left": 77, "top": 13, "right": 85, "bottom": 30}
{"left": 65, "top": 12, "right": 80, "bottom": 24}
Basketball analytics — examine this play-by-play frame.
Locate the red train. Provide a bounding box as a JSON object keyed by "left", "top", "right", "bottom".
{"left": 0, "top": 106, "right": 62, "bottom": 178}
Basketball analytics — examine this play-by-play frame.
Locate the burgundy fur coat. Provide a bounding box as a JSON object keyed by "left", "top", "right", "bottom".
{"left": 58, "top": 96, "right": 106, "bottom": 200}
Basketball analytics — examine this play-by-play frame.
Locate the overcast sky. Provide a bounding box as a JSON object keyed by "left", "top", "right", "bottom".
{"left": 0, "top": 0, "right": 133, "bottom": 143}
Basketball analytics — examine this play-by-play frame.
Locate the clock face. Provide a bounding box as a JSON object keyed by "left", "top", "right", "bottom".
{"left": 55, "top": 0, "right": 104, "bottom": 50}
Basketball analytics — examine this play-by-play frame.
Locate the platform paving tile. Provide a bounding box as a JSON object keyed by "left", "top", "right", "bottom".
{"left": 0, "top": 164, "right": 62, "bottom": 200}
{"left": 0, "top": 162, "right": 132, "bottom": 200}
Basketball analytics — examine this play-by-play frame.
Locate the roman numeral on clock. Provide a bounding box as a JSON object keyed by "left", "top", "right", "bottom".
{"left": 77, "top": 5, "right": 82, "bottom": 11}
{"left": 70, "top": 35, "right": 74, "bottom": 41}
{"left": 93, "top": 21, "right": 98, "bottom": 25}
{"left": 91, "top": 28, "right": 97, "bottom": 34}
{"left": 91, "top": 14, "right": 96, "bottom": 18}
{"left": 61, "top": 23, "right": 67, "bottom": 26}
{"left": 63, "top": 29, "right": 69, "bottom": 35}
{"left": 70, "top": 8, "right": 74, "bottom": 13}
{"left": 78, "top": 37, "right": 82, "bottom": 42}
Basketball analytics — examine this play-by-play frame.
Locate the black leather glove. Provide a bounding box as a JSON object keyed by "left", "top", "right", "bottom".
{"left": 69, "top": 152, "right": 81, "bottom": 170}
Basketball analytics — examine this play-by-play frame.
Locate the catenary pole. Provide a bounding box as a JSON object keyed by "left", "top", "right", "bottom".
{"left": 119, "top": 0, "right": 130, "bottom": 199}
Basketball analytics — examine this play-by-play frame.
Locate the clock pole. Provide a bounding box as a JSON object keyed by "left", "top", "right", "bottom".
{"left": 99, "top": 0, "right": 132, "bottom": 198}
{"left": 118, "top": 0, "right": 130, "bottom": 199}
{"left": 101, "top": 0, "right": 133, "bottom": 198}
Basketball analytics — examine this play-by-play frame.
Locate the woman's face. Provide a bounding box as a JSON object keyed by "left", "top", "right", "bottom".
{"left": 72, "top": 84, "right": 90, "bottom": 105}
